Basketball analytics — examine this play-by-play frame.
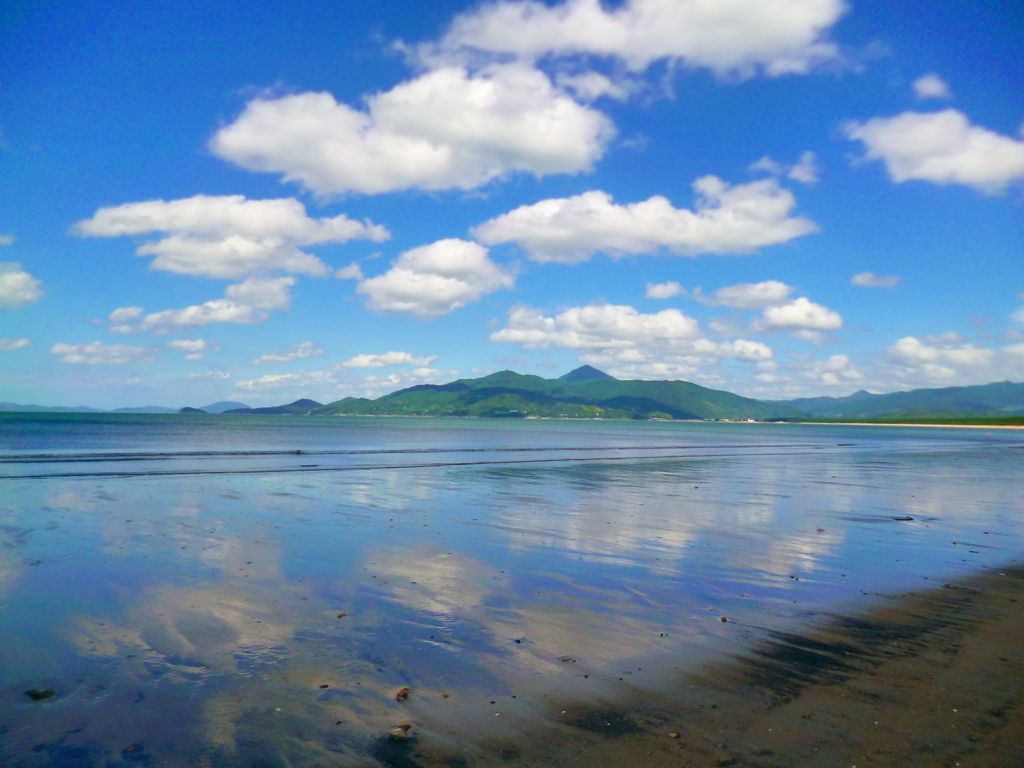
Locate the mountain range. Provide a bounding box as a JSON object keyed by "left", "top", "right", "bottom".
{"left": 0, "top": 400, "right": 250, "bottom": 414}
{"left": 3, "top": 368, "right": 1024, "bottom": 421}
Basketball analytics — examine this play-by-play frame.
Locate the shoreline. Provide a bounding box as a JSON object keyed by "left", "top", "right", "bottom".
{"left": 406, "top": 565, "right": 1024, "bottom": 767}
{"left": 796, "top": 421, "right": 1024, "bottom": 430}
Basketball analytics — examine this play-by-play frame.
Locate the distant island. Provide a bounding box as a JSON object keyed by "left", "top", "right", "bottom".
{"left": 4, "top": 368, "right": 1024, "bottom": 424}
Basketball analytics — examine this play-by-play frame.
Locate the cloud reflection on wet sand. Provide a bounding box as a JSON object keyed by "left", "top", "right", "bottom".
{"left": 1, "top": 432, "right": 1023, "bottom": 766}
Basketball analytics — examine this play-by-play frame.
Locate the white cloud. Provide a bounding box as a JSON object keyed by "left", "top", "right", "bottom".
{"left": 473, "top": 177, "right": 817, "bottom": 264}
{"left": 787, "top": 150, "right": 820, "bottom": 184}
{"left": 645, "top": 281, "right": 683, "bottom": 299}
{"left": 802, "top": 353, "right": 863, "bottom": 386}
{"left": 0, "top": 262, "right": 44, "bottom": 310}
{"left": 692, "top": 279, "right": 795, "bottom": 310}
{"left": 356, "top": 367, "right": 461, "bottom": 396}
{"left": 889, "top": 336, "right": 994, "bottom": 368}
{"left": 754, "top": 296, "right": 843, "bottom": 335}
{"left": 885, "top": 336, "right": 1005, "bottom": 384}
{"left": 0, "top": 234, "right": 14, "bottom": 246}
{"left": 234, "top": 370, "right": 337, "bottom": 391}
{"left": 75, "top": 195, "right": 388, "bottom": 279}
{"left": 490, "top": 303, "right": 700, "bottom": 350}
{"left": 555, "top": 71, "right": 632, "bottom": 101}
{"left": 340, "top": 351, "right": 439, "bottom": 368}
{"left": 210, "top": 65, "right": 613, "bottom": 196}
{"left": 0, "top": 337, "right": 29, "bottom": 351}
{"left": 167, "top": 338, "right": 221, "bottom": 360}
{"left": 912, "top": 73, "right": 952, "bottom": 100}
{"left": 50, "top": 341, "right": 154, "bottom": 365}
{"left": 1013, "top": 307, "right": 1024, "bottom": 325}
{"left": 110, "top": 278, "right": 295, "bottom": 334}
{"left": 186, "top": 371, "right": 231, "bottom": 381}
{"left": 750, "top": 151, "right": 819, "bottom": 184}
{"left": 223, "top": 276, "right": 295, "bottom": 311}
{"left": 851, "top": 271, "right": 900, "bottom": 288}
{"left": 249, "top": 341, "right": 324, "bottom": 365}
{"left": 167, "top": 339, "right": 212, "bottom": 352}
{"left": 357, "top": 239, "right": 514, "bottom": 318}
{"left": 335, "top": 262, "right": 363, "bottom": 281}
{"left": 132, "top": 301, "right": 267, "bottom": 332}
{"left": 844, "top": 109, "right": 1024, "bottom": 193}
{"left": 490, "top": 302, "right": 784, "bottom": 385}
{"left": 435, "top": 0, "right": 846, "bottom": 77}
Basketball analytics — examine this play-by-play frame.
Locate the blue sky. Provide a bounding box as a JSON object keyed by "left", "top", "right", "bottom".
{"left": 2, "top": 0, "right": 1023, "bottom": 408}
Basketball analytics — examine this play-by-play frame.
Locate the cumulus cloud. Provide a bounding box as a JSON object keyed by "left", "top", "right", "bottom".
{"left": 234, "top": 370, "right": 337, "bottom": 391}
{"left": 878, "top": 335, "right": 1024, "bottom": 387}
{"left": 51, "top": 341, "right": 154, "bottom": 365}
{"left": 355, "top": 239, "right": 514, "bottom": 318}
{"left": 224, "top": 276, "right": 295, "bottom": 311}
{"left": 351, "top": 367, "right": 461, "bottom": 397}
{"left": 473, "top": 177, "right": 817, "bottom": 264}
{"left": 889, "top": 336, "right": 993, "bottom": 374}
{"left": 851, "top": 271, "right": 900, "bottom": 288}
{"left": 691, "top": 279, "right": 795, "bottom": 310}
{"left": 167, "top": 338, "right": 221, "bottom": 360}
{"left": 645, "top": 281, "right": 683, "bottom": 299}
{"left": 0, "top": 262, "right": 44, "bottom": 310}
{"left": 75, "top": 195, "right": 388, "bottom": 279}
{"left": 802, "top": 353, "right": 863, "bottom": 386}
{"left": 753, "top": 296, "right": 843, "bottom": 340}
{"left": 844, "top": 109, "right": 1024, "bottom": 193}
{"left": 249, "top": 341, "right": 324, "bottom": 365}
{"left": 912, "top": 73, "right": 952, "bottom": 100}
{"left": 555, "top": 71, "right": 632, "bottom": 101}
{"left": 340, "top": 351, "right": 439, "bottom": 368}
{"left": 489, "top": 302, "right": 774, "bottom": 382}
{"left": 210, "top": 65, "right": 613, "bottom": 196}
{"left": 490, "top": 303, "right": 699, "bottom": 349}
{"left": 110, "top": 278, "right": 295, "bottom": 334}
{"left": 0, "top": 337, "right": 29, "bottom": 351}
{"left": 750, "top": 151, "right": 819, "bottom": 184}
{"left": 435, "top": 0, "right": 846, "bottom": 77}
{"left": 334, "top": 262, "right": 363, "bottom": 281}
{"left": 0, "top": 234, "right": 14, "bottom": 246}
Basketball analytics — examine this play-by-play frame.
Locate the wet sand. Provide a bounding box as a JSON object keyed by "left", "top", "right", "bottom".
{"left": 402, "top": 566, "right": 1024, "bottom": 768}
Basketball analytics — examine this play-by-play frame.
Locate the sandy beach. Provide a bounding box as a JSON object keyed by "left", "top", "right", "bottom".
{"left": 401, "top": 566, "right": 1024, "bottom": 768}
{"left": 800, "top": 422, "right": 1024, "bottom": 431}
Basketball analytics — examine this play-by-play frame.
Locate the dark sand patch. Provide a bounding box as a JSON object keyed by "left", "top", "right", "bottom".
{"left": 432, "top": 566, "right": 1024, "bottom": 767}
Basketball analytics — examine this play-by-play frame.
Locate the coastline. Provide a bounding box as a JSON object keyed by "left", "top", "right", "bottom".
{"left": 407, "top": 566, "right": 1024, "bottom": 767}
{"left": 796, "top": 421, "right": 1024, "bottom": 430}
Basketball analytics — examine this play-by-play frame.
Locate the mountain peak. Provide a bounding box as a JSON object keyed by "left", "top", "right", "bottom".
{"left": 558, "top": 365, "right": 615, "bottom": 383}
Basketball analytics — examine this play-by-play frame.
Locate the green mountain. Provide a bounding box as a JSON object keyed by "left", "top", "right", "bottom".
{"left": 198, "top": 400, "right": 251, "bottom": 413}
{"left": 313, "top": 367, "right": 803, "bottom": 420}
{"left": 226, "top": 398, "right": 323, "bottom": 415}
{"left": 781, "top": 380, "right": 1024, "bottom": 418}
{"left": 558, "top": 364, "right": 615, "bottom": 383}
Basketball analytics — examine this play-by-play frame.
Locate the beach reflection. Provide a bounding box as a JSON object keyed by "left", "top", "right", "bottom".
{"left": 1, "top": 428, "right": 1023, "bottom": 766}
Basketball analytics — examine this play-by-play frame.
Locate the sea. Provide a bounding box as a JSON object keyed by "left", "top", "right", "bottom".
{"left": 1, "top": 413, "right": 1022, "bottom": 767}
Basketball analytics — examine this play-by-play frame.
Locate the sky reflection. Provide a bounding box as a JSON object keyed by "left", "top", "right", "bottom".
{"left": 1, "top": 424, "right": 1022, "bottom": 766}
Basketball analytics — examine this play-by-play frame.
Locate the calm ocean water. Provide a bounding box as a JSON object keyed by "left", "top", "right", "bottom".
{"left": 1, "top": 414, "right": 1022, "bottom": 766}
